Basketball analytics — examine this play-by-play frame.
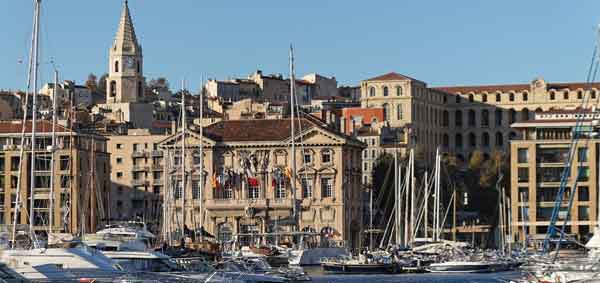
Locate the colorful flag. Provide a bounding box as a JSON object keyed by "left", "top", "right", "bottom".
{"left": 247, "top": 177, "right": 259, "bottom": 187}
{"left": 285, "top": 167, "right": 293, "bottom": 179}
{"left": 211, "top": 173, "right": 220, "bottom": 190}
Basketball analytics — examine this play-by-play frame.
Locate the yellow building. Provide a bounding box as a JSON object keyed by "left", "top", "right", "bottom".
{"left": 158, "top": 115, "right": 365, "bottom": 249}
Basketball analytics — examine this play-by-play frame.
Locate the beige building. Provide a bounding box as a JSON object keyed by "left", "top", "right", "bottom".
{"left": 206, "top": 70, "right": 338, "bottom": 106}
{"left": 158, "top": 116, "right": 365, "bottom": 249}
{"left": 0, "top": 120, "right": 110, "bottom": 236}
{"left": 106, "top": 129, "right": 170, "bottom": 229}
{"left": 510, "top": 109, "right": 599, "bottom": 243}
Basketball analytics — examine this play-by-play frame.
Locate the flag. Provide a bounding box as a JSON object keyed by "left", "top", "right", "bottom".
{"left": 285, "top": 167, "right": 293, "bottom": 179}
{"left": 247, "top": 177, "right": 259, "bottom": 187}
{"left": 272, "top": 178, "right": 277, "bottom": 188}
{"left": 211, "top": 173, "right": 220, "bottom": 190}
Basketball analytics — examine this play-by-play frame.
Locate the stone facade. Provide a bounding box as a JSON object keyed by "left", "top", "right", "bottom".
{"left": 158, "top": 117, "right": 365, "bottom": 249}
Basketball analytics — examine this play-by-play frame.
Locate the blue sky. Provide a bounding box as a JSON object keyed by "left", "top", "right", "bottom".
{"left": 1, "top": 1, "right": 600, "bottom": 91}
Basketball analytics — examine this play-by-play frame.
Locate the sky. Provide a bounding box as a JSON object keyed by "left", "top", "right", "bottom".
{"left": 1, "top": 1, "right": 600, "bottom": 91}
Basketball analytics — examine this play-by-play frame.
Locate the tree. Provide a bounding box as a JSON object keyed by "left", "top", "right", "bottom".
{"left": 148, "top": 77, "right": 170, "bottom": 92}
{"left": 85, "top": 73, "right": 98, "bottom": 92}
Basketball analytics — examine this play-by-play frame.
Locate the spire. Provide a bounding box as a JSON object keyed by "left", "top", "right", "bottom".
{"left": 113, "top": 0, "right": 140, "bottom": 52}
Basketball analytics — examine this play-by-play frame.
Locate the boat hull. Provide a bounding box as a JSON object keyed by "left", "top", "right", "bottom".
{"left": 426, "top": 262, "right": 510, "bottom": 273}
{"left": 321, "top": 262, "right": 397, "bottom": 274}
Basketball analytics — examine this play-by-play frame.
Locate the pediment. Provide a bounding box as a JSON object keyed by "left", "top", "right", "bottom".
{"left": 288, "top": 127, "right": 345, "bottom": 146}
{"left": 158, "top": 131, "right": 217, "bottom": 148}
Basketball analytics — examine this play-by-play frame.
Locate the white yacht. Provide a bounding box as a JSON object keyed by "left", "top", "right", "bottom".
{"left": 0, "top": 245, "right": 124, "bottom": 282}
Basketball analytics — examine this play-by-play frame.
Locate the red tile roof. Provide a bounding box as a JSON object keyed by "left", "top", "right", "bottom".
{"left": 203, "top": 118, "right": 315, "bottom": 142}
{"left": 0, "top": 120, "right": 72, "bottom": 134}
{"left": 434, "top": 84, "right": 530, "bottom": 94}
{"left": 365, "top": 72, "right": 417, "bottom": 82}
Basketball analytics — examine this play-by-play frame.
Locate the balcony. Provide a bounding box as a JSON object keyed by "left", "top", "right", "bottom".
{"left": 131, "top": 179, "right": 148, "bottom": 187}
{"left": 151, "top": 150, "right": 163, "bottom": 157}
{"left": 132, "top": 165, "right": 147, "bottom": 172}
{"left": 205, "top": 198, "right": 267, "bottom": 210}
{"left": 132, "top": 151, "right": 147, "bottom": 158}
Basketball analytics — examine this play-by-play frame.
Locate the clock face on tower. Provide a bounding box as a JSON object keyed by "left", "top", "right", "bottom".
{"left": 125, "top": 57, "right": 136, "bottom": 70}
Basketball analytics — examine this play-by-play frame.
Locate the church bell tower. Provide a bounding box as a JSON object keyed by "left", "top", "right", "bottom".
{"left": 107, "top": 0, "right": 145, "bottom": 103}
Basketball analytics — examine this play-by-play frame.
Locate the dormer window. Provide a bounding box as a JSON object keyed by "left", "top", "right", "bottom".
{"left": 563, "top": 91, "right": 569, "bottom": 100}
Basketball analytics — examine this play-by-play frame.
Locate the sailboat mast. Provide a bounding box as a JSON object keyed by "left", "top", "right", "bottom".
{"left": 29, "top": 0, "right": 42, "bottom": 246}
{"left": 49, "top": 70, "right": 58, "bottom": 233}
{"left": 394, "top": 150, "right": 400, "bottom": 245}
{"left": 198, "top": 76, "right": 204, "bottom": 242}
{"left": 410, "top": 148, "right": 415, "bottom": 245}
{"left": 181, "top": 79, "right": 187, "bottom": 237}
{"left": 289, "top": 45, "right": 298, "bottom": 229}
{"left": 424, "top": 170, "right": 429, "bottom": 239}
{"left": 12, "top": 0, "right": 38, "bottom": 248}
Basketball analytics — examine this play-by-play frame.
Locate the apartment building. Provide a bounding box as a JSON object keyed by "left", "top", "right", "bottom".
{"left": 106, "top": 129, "right": 170, "bottom": 229}
{"left": 0, "top": 120, "right": 110, "bottom": 236}
{"left": 158, "top": 115, "right": 365, "bottom": 249}
{"left": 510, "top": 109, "right": 600, "bottom": 243}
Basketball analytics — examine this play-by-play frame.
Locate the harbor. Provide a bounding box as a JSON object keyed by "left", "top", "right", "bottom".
{"left": 4, "top": 1, "right": 600, "bottom": 282}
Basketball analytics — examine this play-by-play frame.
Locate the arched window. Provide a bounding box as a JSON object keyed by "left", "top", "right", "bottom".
{"left": 114, "top": 61, "right": 119, "bottom": 73}
{"left": 509, "top": 93, "right": 515, "bottom": 101}
{"left": 468, "top": 94, "right": 474, "bottom": 102}
{"left": 382, "top": 103, "right": 390, "bottom": 121}
{"left": 495, "top": 109, "right": 503, "bottom": 126}
{"left": 455, "top": 95, "right": 461, "bottom": 104}
{"left": 442, "top": 134, "right": 449, "bottom": 147}
{"left": 549, "top": 91, "right": 556, "bottom": 100}
{"left": 521, "top": 108, "right": 530, "bottom": 121}
{"left": 482, "top": 132, "right": 490, "bottom": 147}
{"left": 369, "top": 87, "right": 376, "bottom": 97}
{"left": 137, "top": 81, "right": 143, "bottom": 98}
{"left": 577, "top": 90, "right": 583, "bottom": 99}
{"left": 455, "top": 110, "right": 463, "bottom": 127}
{"left": 110, "top": 81, "right": 117, "bottom": 97}
{"left": 396, "top": 86, "right": 402, "bottom": 96}
{"left": 455, "top": 134, "right": 463, "bottom": 148}
{"left": 383, "top": 86, "right": 389, "bottom": 97}
{"left": 495, "top": 132, "right": 503, "bottom": 147}
{"left": 522, "top": 92, "right": 528, "bottom": 101}
{"left": 443, "top": 95, "right": 448, "bottom": 104}
{"left": 592, "top": 90, "right": 597, "bottom": 99}
{"left": 509, "top": 108, "right": 516, "bottom": 124}
{"left": 482, "top": 94, "right": 488, "bottom": 102}
{"left": 442, "top": 110, "right": 449, "bottom": 127}
{"left": 469, "top": 133, "right": 476, "bottom": 147}
{"left": 495, "top": 93, "right": 501, "bottom": 102}
{"left": 481, "top": 109, "right": 489, "bottom": 127}
{"left": 563, "top": 91, "right": 569, "bottom": 100}
{"left": 468, "top": 109, "right": 476, "bottom": 126}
